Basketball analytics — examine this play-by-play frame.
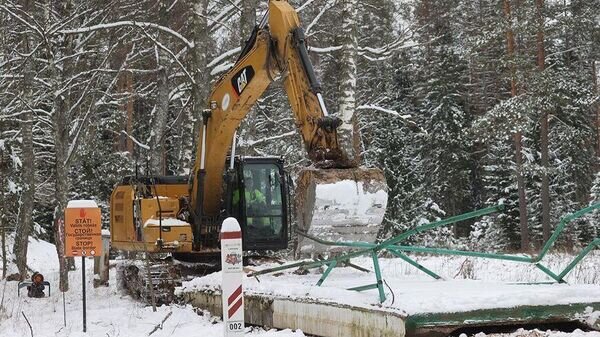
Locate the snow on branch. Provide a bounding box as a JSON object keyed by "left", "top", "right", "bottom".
{"left": 120, "top": 131, "right": 150, "bottom": 150}
{"left": 297, "top": 0, "right": 318, "bottom": 12}
{"left": 138, "top": 27, "right": 195, "bottom": 84}
{"left": 357, "top": 104, "right": 411, "bottom": 119}
{"left": 240, "top": 131, "right": 296, "bottom": 147}
{"left": 209, "top": 1, "right": 241, "bottom": 32}
{"left": 356, "top": 105, "right": 427, "bottom": 134}
{"left": 59, "top": 21, "right": 194, "bottom": 49}
{"left": 310, "top": 41, "right": 418, "bottom": 55}
{"left": 207, "top": 47, "right": 241, "bottom": 68}
{"left": 305, "top": 0, "right": 336, "bottom": 36}
{"left": 0, "top": 5, "right": 44, "bottom": 37}
{"left": 308, "top": 45, "right": 343, "bottom": 53}
{"left": 211, "top": 62, "right": 234, "bottom": 76}
{"left": 359, "top": 39, "right": 418, "bottom": 56}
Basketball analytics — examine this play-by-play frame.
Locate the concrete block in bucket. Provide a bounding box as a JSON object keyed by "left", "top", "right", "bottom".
{"left": 295, "top": 168, "right": 388, "bottom": 255}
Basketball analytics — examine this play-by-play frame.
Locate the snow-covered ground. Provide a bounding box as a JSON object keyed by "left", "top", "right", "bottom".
{"left": 1, "top": 237, "right": 599, "bottom": 337}
{"left": 181, "top": 252, "right": 600, "bottom": 315}
{"left": 479, "top": 329, "right": 600, "bottom": 337}
{"left": 0, "top": 237, "right": 304, "bottom": 337}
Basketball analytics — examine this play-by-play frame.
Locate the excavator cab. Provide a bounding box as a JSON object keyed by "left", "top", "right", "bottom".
{"left": 224, "top": 157, "right": 289, "bottom": 251}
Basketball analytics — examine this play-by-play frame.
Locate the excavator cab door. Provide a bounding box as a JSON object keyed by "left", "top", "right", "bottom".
{"left": 226, "top": 157, "right": 288, "bottom": 251}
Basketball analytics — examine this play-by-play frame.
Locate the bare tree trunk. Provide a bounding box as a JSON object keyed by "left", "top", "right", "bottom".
{"left": 0, "top": 142, "right": 6, "bottom": 279}
{"left": 52, "top": 0, "right": 76, "bottom": 292}
{"left": 148, "top": 3, "right": 170, "bottom": 176}
{"left": 116, "top": 70, "right": 134, "bottom": 154}
{"left": 13, "top": 0, "right": 35, "bottom": 279}
{"left": 149, "top": 67, "right": 169, "bottom": 176}
{"left": 593, "top": 61, "right": 600, "bottom": 164}
{"left": 190, "top": 0, "right": 210, "bottom": 168}
{"left": 337, "top": 0, "right": 361, "bottom": 166}
{"left": 53, "top": 86, "right": 72, "bottom": 291}
{"left": 535, "top": 0, "right": 550, "bottom": 243}
{"left": 240, "top": 0, "right": 259, "bottom": 48}
{"left": 503, "top": 0, "right": 529, "bottom": 250}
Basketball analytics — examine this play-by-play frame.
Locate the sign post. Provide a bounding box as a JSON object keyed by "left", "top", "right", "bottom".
{"left": 220, "top": 218, "right": 244, "bottom": 336}
{"left": 64, "top": 200, "right": 102, "bottom": 333}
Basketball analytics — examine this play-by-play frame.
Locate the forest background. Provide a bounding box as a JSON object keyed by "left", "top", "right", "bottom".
{"left": 1, "top": 0, "right": 599, "bottom": 289}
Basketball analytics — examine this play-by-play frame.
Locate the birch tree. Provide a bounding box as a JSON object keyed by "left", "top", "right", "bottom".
{"left": 337, "top": 0, "right": 360, "bottom": 165}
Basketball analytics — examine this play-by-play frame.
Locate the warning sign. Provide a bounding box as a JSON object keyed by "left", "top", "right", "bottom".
{"left": 64, "top": 207, "right": 102, "bottom": 258}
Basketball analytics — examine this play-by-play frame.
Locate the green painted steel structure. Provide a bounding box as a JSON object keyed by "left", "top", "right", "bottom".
{"left": 405, "top": 302, "right": 600, "bottom": 337}
{"left": 249, "top": 203, "right": 600, "bottom": 303}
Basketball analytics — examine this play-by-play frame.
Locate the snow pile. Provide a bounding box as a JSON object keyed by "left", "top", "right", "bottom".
{"left": 311, "top": 180, "right": 388, "bottom": 231}
{"left": 298, "top": 178, "right": 388, "bottom": 254}
{"left": 66, "top": 200, "right": 98, "bottom": 208}
{"left": 578, "top": 307, "right": 600, "bottom": 330}
{"left": 471, "top": 329, "right": 600, "bottom": 337}
{"left": 0, "top": 235, "right": 57, "bottom": 276}
{"left": 144, "top": 217, "right": 190, "bottom": 227}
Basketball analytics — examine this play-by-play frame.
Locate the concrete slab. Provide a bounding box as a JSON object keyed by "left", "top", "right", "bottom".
{"left": 178, "top": 256, "right": 600, "bottom": 336}
{"left": 181, "top": 290, "right": 406, "bottom": 337}
{"left": 180, "top": 288, "right": 600, "bottom": 337}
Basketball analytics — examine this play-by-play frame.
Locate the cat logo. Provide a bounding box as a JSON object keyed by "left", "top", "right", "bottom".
{"left": 237, "top": 69, "right": 248, "bottom": 93}
{"left": 231, "top": 66, "right": 255, "bottom": 97}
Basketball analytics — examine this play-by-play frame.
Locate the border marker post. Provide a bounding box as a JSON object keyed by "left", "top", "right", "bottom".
{"left": 220, "top": 217, "right": 244, "bottom": 336}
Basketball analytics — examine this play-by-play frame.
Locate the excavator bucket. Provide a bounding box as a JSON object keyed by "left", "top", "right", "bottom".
{"left": 295, "top": 168, "right": 388, "bottom": 255}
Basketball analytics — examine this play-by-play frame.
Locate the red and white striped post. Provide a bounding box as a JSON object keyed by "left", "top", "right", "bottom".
{"left": 220, "top": 217, "right": 244, "bottom": 336}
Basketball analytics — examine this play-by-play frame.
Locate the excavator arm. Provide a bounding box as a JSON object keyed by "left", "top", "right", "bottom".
{"left": 191, "top": 0, "right": 350, "bottom": 216}
{"left": 190, "top": 0, "right": 387, "bottom": 254}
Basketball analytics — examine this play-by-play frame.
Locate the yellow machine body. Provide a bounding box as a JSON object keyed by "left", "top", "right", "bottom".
{"left": 111, "top": 181, "right": 194, "bottom": 253}
{"left": 110, "top": 0, "right": 388, "bottom": 257}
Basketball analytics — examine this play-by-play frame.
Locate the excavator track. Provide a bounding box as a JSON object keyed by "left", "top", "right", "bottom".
{"left": 118, "top": 257, "right": 180, "bottom": 305}
{"left": 117, "top": 254, "right": 220, "bottom": 305}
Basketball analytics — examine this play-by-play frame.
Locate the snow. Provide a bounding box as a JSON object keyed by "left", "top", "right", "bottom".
{"left": 313, "top": 180, "right": 388, "bottom": 223}
{"left": 302, "top": 179, "right": 388, "bottom": 248}
{"left": 7, "top": 180, "right": 18, "bottom": 194}
{"left": 66, "top": 200, "right": 98, "bottom": 208}
{"left": 207, "top": 47, "right": 241, "bottom": 68}
{"left": 2, "top": 238, "right": 599, "bottom": 336}
{"left": 480, "top": 329, "right": 600, "bottom": 337}
{"left": 9, "top": 152, "right": 21, "bottom": 168}
{"left": 181, "top": 253, "right": 600, "bottom": 316}
{"left": 59, "top": 21, "right": 194, "bottom": 48}
{"left": 0, "top": 238, "right": 305, "bottom": 337}
{"left": 211, "top": 62, "right": 234, "bottom": 76}
{"left": 144, "top": 217, "right": 190, "bottom": 227}
{"left": 221, "top": 217, "right": 241, "bottom": 232}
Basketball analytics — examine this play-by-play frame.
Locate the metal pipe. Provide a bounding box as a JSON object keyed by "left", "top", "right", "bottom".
{"left": 316, "top": 93, "right": 329, "bottom": 117}
{"left": 193, "top": 111, "right": 211, "bottom": 249}
{"left": 230, "top": 130, "right": 237, "bottom": 170}
{"left": 200, "top": 124, "right": 207, "bottom": 170}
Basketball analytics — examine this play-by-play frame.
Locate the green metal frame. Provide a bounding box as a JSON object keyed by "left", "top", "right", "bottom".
{"left": 249, "top": 203, "right": 600, "bottom": 303}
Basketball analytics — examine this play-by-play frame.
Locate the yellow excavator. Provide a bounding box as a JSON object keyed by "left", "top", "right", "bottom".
{"left": 110, "top": 0, "right": 388, "bottom": 264}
